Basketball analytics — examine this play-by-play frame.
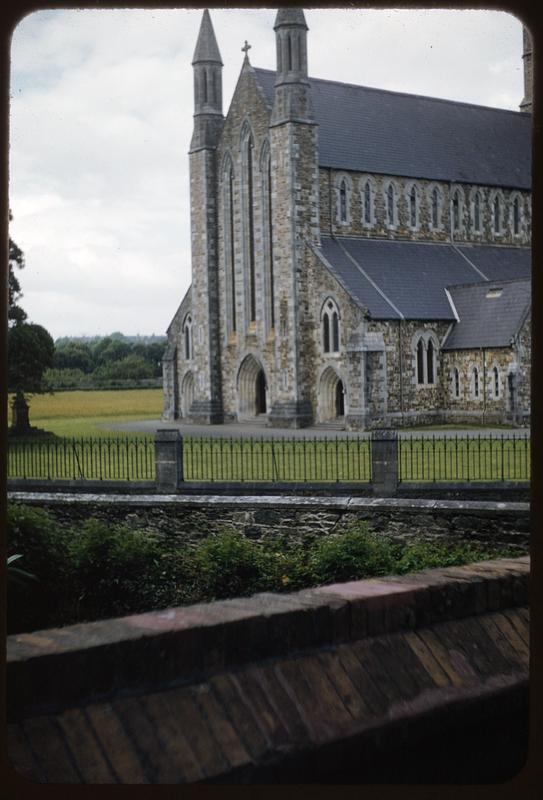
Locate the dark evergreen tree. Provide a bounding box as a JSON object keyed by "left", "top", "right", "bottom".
{"left": 8, "top": 214, "right": 27, "bottom": 326}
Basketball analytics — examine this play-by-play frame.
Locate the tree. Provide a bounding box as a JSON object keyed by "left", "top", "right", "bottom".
{"left": 8, "top": 325, "right": 55, "bottom": 433}
{"left": 94, "top": 354, "right": 154, "bottom": 381}
{"left": 8, "top": 218, "right": 27, "bottom": 326}
{"left": 53, "top": 342, "right": 95, "bottom": 373}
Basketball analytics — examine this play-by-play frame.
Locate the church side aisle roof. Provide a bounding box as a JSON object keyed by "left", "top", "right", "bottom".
{"left": 442, "top": 279, "right": 531, "bottom": 349}
{"left": 254, "top": 68, "right": 531, "bottom": 189}
{"left": 317, "top": 235, "right": 531, "bottom": 321}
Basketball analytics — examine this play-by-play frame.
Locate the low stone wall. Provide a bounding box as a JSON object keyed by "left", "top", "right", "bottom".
{"left": 9, "top": 492, "right": 530, "bottom": 551}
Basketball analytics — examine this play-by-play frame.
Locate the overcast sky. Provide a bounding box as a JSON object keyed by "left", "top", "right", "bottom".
{"left": 9, "top": 7, "right": 525, "bottom": 339}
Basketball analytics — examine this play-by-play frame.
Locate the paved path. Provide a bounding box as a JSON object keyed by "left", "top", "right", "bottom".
{"left": 103, "top": 418, "right": 529, "bottom": 438}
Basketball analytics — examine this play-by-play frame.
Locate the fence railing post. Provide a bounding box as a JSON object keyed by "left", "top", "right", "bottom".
{"left": 155, "top": 429, "right": 183, "bottom": 492}
{"left": 371, "top": 429, "right": 398, "bottom": 496}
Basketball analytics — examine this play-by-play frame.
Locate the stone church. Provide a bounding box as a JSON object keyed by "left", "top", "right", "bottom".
{"left": 163, "top": 8, "right": 532, "bottom": 429}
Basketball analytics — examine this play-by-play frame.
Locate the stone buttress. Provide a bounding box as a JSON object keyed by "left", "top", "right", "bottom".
{"left": 187, "top": 9, "right": 224, "bottom": 423}
{"left": 267, "top": 9, "right": 321, "bottom": 427}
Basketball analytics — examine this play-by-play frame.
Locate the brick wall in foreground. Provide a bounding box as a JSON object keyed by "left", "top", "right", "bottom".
{"left": 7, "top": 557, "right": 530, "bottom": 783}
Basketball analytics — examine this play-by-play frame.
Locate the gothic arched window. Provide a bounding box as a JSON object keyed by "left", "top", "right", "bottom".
{"left": 223, "top": 155, "right": 236, "bottom": 332}
{"left": 417, "top": 339, "right": 425, "bottom": 384}
{"left": 415, "top": 334, "right": 438, "bottom": 385}
{"left": 241, "top": 124, "right": 256, "bottom": 323}
{"left": 493, "top": 194, "right": 502, "bottom": 234}
{"left": 260, "top": 141, "right": 274, "bottom": 330}
{"left": 473, "top": 191, "right": 482, "bottom": 232}
{"left": 427, "top": 339, "right": 435, "bottom": 384}
{"left": 322, "top": 299, "right": 340, "bottom": 354}
{"left": 332, "top": 311, "right": 339, "bottom": 352}
{"left": 339, "top": 179, "right": 347, "bottom": 223}
{"left": 452, "top": 190, "right": 461, "bottom": 232}
{"left": 472, "top": 366, "right": 480, "bottom": 398}
{"left": 363, "top": 180, "right": 372, "bottom": 225}
{"left": 453, "top": 368, "right": 460, "bottom": 398}
{"left": 513, "top": 196, "right": 521, "bottom": 236}
{"left": 409, "top": 184, "right": 418, "bottom": 228}
{"left": 322, "top": 314, "right": 330, "bottom": 353}
{"left": 183, "top": 314, "right": 193, "bottom": 360}
{"left": 386, "top": 182, "right": 396, "bottom": 226}
{"left": 431, "top": 187, "right": 440, "bottom": 229}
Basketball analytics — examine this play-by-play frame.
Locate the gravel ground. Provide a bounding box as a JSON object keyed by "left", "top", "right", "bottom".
{"left": 102, "top": 418, "right": 529, "bottom": 439}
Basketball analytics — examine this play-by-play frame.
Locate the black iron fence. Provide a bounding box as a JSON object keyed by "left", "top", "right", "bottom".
{"left": 8, "top": 436, "right": 155, "bottom": 481}
{"left": 183, "top": 436, "right": 372, "bottom": 483}
{"left": 7, "top": 432, "right": 531, "bottom": 484}
{"left": 398, "top": 434, "right": 531, "bottom": 482}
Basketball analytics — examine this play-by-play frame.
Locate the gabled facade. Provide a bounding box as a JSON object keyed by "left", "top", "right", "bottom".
{"left": 164, "top": 9, "right": 532, "bottom": 428}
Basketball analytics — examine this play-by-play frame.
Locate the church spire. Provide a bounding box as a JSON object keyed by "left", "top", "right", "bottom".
{"left": 273, "top": 7, "right": 309, "bottom": 85}
{"left": 190, "top": 9, "right": 224, "bottom": 151}
{"left": 192, "top": 8, "right": 222, "bottom": 66}
{"left": 519, "top": 26, "right": 533, "bottom": 113}
{"left": 271, "top": 7, "right": 313, "bottom": 125}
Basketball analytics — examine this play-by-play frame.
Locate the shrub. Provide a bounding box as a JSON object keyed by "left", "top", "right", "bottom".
{"left": 43, "top": 367, "right": 93, "bottom": 390}
{"left": 394, "top": 539, "right": 507, "bottom": 574}
{"left": 7, "top": 505, "right": 73, "bottom": 632}
{"left": 192, "top": 530, "right": 276, "bottom": 600}
{"left": 67, "top": 519, "right": 173, "bottom": 620}
{"left": 6, "top": 503, "right": 521, "bottom": 635}
{"left": 309, "top": 525, "right": 399, "bottom": 585}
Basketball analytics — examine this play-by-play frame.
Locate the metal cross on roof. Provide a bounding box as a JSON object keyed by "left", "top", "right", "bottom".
{"left": 241, "top": 40, "right": 251, "bottom": 55}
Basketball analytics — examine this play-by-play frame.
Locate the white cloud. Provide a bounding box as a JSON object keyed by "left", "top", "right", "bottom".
{"left": 9, "top": 8, "right": 525, "bottom": 338}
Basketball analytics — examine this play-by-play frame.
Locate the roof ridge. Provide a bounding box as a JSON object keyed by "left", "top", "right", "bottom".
{"left": 322, "top": 233, "right": 531, "bottom": 254}
{"left": 253, "top": 66, "right": 527, "bottom": 117}
{"left": 448, "top": 276, "right": 531, "bottom": 290}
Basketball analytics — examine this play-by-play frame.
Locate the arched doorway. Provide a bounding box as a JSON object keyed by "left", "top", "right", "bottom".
{"left": 181, "top": 371, "right": 194, "bottom": 418}
{"left": 318, "top": 367, "right": 346, "bottom": 422}
{"left": 255, "top": 368, "right": 267, "bottom": 414}
{"left": 335, "top": 379, "right": 345, "bottom": 417}
{"left": 237, "top": 354, "right": 268, "bottom": 418}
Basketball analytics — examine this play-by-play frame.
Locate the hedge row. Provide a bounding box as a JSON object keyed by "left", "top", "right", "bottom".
{"left": 7, "top": 503, "right": 516, "bottom": 635}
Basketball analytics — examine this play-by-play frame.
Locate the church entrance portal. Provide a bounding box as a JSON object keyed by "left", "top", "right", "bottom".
{"left": 237, "top": 354, "right": 268, "bottom": 419}
{"left": 255, "top": 368, "right": 267, "bottom": 415}
{"left": 335, "top": 379, "right": 345, "bottom": 417}
{"left": 318, "top": 367, "right": 346, "bottom": 422}
{"left": 181, "top": 371, "right": 195, "bottom": 418}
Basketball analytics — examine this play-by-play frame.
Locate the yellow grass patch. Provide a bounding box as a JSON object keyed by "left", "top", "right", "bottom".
{"left": 7, "top": 389, "right": 163, "bottom": 437}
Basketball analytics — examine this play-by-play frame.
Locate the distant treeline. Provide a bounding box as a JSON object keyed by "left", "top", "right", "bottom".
{"left": 45, "top": 333, "right": 166, "bottom": 390}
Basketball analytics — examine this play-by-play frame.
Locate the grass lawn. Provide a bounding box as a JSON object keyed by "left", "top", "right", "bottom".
{"left": 7, "top": 388, "right": 163, "bottom": 438}
{"left": 398, "top": 436, "right": 530, "bottom": 481}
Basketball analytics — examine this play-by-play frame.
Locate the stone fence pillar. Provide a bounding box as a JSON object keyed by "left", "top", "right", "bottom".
{"left": 371, "top": 429, "right": 398, "bottom": 496}
{"left": 155, "top": 429, "right": 183, "bottom": 492}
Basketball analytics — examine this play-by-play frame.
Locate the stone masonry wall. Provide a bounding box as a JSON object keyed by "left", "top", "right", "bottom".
{"left": 515, "top": 311, "right": 531, "bottom": 421}
{"left": 216, "top": 64, "right": 276, "bottom": 420}
{"left": 319, "top": 168, "right": 532, "bottom": 246}
{"left": 17, "top": 497, "right": 529, "bottom": 553}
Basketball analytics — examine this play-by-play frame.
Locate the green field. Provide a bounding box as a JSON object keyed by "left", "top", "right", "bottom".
{"left": 7, "top": 388, "right": 163, "bottom": 438}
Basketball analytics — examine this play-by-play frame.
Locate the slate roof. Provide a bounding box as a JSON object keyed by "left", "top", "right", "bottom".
{"left": 442, "top": 278, "right": 531, "bottom": 350}
{"left": 254, "top": 68, "right": 531, "bottom": 189}
{"left": 316, "top": 235, "right": 531, "bottom": 322}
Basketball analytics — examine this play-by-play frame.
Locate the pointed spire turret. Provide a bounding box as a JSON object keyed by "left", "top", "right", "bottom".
{"left": 274, "top": 8, "right": 308, "bottom": 30}
{"left": 271, "top": 7, "right": 313, "bottom": 125}
{"left": 520, "top": 26, "right": 533, "bottom": 113}
{"left": 190, "top": 9, "right": 224, "bottom": 152}
{"left": 192, "top": 8, "right": 222, "bottom": 65}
